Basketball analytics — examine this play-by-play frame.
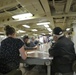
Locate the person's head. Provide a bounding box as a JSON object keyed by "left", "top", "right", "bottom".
{"left": 31, "top": 37, "right": 35, "bottom": 41}
{"left": 4, "top": 25, "right": 16, "bottom": 37}
{"left": 53, "top": 27, "right": 63, "bottom": 41}
{"left": 23, "top": 35, "right": 29, "bottom": 43}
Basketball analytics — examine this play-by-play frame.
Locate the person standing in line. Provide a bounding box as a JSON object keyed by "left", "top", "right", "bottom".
{"left": 49, "top": 27, "right": 75, "bottom": 75}
{"left": 0, "top": 25, "right": 27, "bottom": 74}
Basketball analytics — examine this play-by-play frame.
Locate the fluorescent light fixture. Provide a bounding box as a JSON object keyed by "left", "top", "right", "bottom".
{"left": 37, "top": 22, "right": 50, "bottom": 25}
{"left": 18, "top": 17, "right": 28, "bottom": 21}
{"left": 47, "top": 28, "right": 52, "bottom": 32}
{"left": 41, "top": 33, "right": 45, "bottom": 35}
{"left": 17, "top": 30, "right": 26, "bottom": 33}
{"left": 44, "top": 24, "right": 49, "bottom": 28}
{"left": 12, "top": 13, "right": 33, "bottom": 20}
{"left": 21, "top": 35, "right": 24, "bottom": 37}
{"left": 49, "top": 32, "right": 52, "bottom": 35}
{"left": 33, "top": 34, "right": 38, "bottom": 36}
{"left": 66, "top": 28, "right": 70, "bottom": 31}
{"left": 23, "top": 25, "right": 30, "bottom": 28}
{"left": 49, "top": 33, "right": 51, "bottom": 34}
{"left": 32, "top": 29, "right": 38, "bottom": 32}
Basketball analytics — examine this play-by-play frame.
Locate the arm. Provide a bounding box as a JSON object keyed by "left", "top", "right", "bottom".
{"left": 19, "top": 46, "right": 27, "bottom": 60}
{"left": 25, "top": 46, "right": 38, "bottom": 52}
{"left": 25, "top": 47, "right": 36, "bottom": 50}
{"left": 24, "top": 43, "right": 37, "bottom": 50}
{"left": 49, "top": 42, "right": 61, "bottom": 57}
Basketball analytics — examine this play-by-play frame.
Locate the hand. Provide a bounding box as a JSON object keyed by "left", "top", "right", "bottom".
{"left": 33, "top": 45, "right": 38, "bottom": 49}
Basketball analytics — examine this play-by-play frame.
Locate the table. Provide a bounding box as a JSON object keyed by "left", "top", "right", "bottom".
{"left": 21, "top": 51, "right": 53, "bottom": 75}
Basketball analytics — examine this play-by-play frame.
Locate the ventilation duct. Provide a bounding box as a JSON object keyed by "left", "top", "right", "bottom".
{"left": 0, "top": 4, "right": 22, "bottom": 13}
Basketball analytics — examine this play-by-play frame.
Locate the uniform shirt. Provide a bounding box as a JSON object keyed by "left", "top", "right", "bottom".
{"left": 0, "top": 37, "right": 24, "bottom": 74}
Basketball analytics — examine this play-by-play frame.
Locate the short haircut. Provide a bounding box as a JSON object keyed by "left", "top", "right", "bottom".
{"left": 23, "top": 35, "right": 29, "bottom": 41}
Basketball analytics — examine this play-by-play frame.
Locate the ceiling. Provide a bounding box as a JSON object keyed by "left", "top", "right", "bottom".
{"left": 0, "top": 0, "right": 76, "bottom": 36}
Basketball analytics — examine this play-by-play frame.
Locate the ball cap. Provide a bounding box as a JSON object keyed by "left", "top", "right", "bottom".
{"left": 53, "top": 27, "right": 63, "bottom": 35}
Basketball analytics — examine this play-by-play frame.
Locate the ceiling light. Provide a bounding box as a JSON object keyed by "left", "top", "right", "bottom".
{"left": 37, "top": 22, "right": 50, "bottom": 25}
{"left": 12, "top": 13, "right": 33, "bottom": 20}
{"left": 32, "top": 29, "right": 38, "bottom": 32}
{"left": 0, "top": 35, "right": 6, "bottom": 38}
{"left": 49, "top": 32, "right": 52, "bottom": 35}
{"left": 41, "top": 33, "right": 45, "bottom": 35}
{"left": 66, "top": 28, "right": 70, "bottom": 31}
{"left": 23, "top": 25, "right": 30, "bottom": 28}
{"left": 44, "top": 24, "right": 49, "bottom": 28}
{"left": 33, "top": 34, "right": 38, "bottom": 36}
{"left": 18, "top": 17, "right": 32, "bottom": 21}
{"left": 17, "top": 30, "right": 26, "bottom": 33}
{"left": 47, "top": 28, "right": 52, "bottom": 32}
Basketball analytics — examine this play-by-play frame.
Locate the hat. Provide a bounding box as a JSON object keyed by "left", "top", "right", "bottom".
{"left": 53, "top": 27, "right": 63, "bottom": 35}
{"left": 23, "top": 35, "right": 29, "bottom": 41}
